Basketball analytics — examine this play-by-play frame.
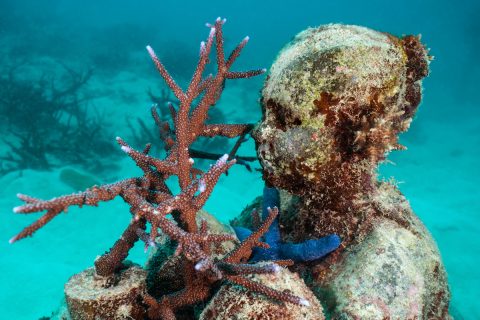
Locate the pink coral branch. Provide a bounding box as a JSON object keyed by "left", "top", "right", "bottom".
{"left": 10, "top": 17, "right": 303, "bottom": 319}
{"left": 146, "top": 45, "right": 185, "bottom": 101}
{"left": 226, "top": 275, "right": 310, "bottom": 306}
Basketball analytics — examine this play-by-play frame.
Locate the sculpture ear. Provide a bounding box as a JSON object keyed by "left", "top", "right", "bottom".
{"left": 401, "top": 35, "right": 430, "bottom": 82}
{"left": 399, "top": 35, "right": 431, "bottom": 122}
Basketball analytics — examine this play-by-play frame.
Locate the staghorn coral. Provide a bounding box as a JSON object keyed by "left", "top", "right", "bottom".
{"left": 0, "top": 63, "right": 115, "bottom": 174}
{"left": 10, "top": 18, "right": 311, "bottom": 319}
{"left": 133, "top": 88, "right": 257, "bottom": 172}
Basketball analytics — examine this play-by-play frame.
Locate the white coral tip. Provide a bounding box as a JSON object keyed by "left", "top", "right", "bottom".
{"left": 198, "top": 179, "right": 206, "bottom": 193}
{"left": 218, "top": 154, "right": 229, "bottom": 164}
{"left": 299, "top": 298, "right": 310, "bottom": 307}
{"left": 147, "top": 238, "right": 157, "bottom": 249}
{"left": 146, "top": 45, "right": 155, "bottom": 56}
{"left": 271, "top": 263, "right": 281, "bottom": 273}
{"left": 195, "top": 259, "right": 208, "bottom": 271}
{"left": 13, "top": 206, "right": 21, "bottom": 213}
{"left": 8, "top": 236, "right": 16, "bottom": 244}
{"left": 121, "top": 146, "right": 131, "bottom": 154}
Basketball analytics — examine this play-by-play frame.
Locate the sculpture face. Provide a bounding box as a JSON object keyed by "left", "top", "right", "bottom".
{"left": 253, "top": 24, "right": 429, "bottom": 194}
{"left": 253, "top": 102, "right": 334, "bottom": 192}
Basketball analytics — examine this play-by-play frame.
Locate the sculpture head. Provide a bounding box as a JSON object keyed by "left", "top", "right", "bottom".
{"left": 254, "top": 24, "right": 430, "bottom": 196}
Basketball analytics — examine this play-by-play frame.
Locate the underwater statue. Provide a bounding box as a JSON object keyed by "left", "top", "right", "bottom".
{"left": 10, "top": 18, "right": 451, "bottom": 320}
{"left": 241, "top": 24, "right": 450, "bottom": 319}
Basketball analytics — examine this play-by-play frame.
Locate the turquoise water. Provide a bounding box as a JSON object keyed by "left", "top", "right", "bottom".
{"left": 0, "top": 0, "right": 478, "bottom": 319}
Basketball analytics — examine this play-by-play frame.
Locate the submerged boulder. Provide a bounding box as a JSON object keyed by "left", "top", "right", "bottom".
{"left": 200, "top": 262, "right": 325, "bottom": 320}
{"left": 64, "top": 265, "right": 146, "bottom": 320}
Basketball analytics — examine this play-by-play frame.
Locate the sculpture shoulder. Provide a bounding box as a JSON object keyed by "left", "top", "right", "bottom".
{"left": 372, "top": 181, "right": 437, "bottom": 244}
{"left": 307, "top": 183, "right": 450, "bottom": 319}
{"left": 315, "top": 217, "right": 450, "bottom": 319}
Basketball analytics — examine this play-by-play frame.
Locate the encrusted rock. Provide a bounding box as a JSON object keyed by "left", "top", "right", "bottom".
{"left": 200, "top": 262, "right": 324, "bottom": 320}
{"left": 64, "top": 265, "right": 146, "bottom": 320}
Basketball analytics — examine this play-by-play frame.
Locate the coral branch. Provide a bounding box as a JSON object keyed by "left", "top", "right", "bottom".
{"left": 226, "top": 275, "right": 309, "bottom": 306}
{"left": 95, "top": 218, "right": 146, "bottom": 279}
{"left": 10, "top": 178, "right": 139, "bottom": 242}
{"left": 146, "top": 45, "right": 185, "bottom": 101}
{"left": 226, "top": 36, "right": 249, "bottom": 68}
{"left": 10, "top": 17, "right": 302, "bottom": 320}
{"left": 9, "top": 209, "right": 62, "bottom": 244}
{"left": 226, "top": 69, "right": 267, "bottom": 79}
{"left": 223, "top": 207, "right": 278, "bottom": 264}
{"left": 201, "top": 124, "right": 252, "bottom": 138}
{"left": 217, "top": 262, "right": 281, "bottom": 275}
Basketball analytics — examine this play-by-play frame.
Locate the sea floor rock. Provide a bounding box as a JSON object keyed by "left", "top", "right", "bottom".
{"left": 200, "top": 262, "right": 325, "bottom": 320}
{"left": 64, "top": 265, "right": 147, "bottom": 320}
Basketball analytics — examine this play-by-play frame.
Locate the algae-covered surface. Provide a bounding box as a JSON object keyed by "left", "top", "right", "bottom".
{"left": 0, "top": 0, "right": 478, "bottom": 319}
